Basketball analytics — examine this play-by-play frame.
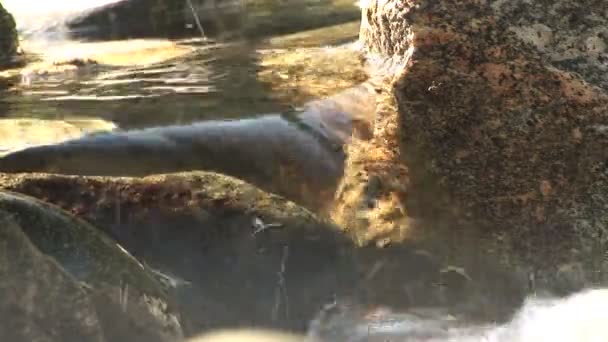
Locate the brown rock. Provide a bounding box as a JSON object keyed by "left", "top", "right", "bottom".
{"left": 334, "top": 0, "right": 608, "bottom": 251}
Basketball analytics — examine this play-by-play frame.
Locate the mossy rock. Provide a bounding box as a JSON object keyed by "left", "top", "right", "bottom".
{"left": 0, "top": 171, "right": 563, "bottom": 330}
{"left": 0, "top": 3, "right": 18, "bottom": 69}
{"left": 0, "top": 171, "right": 361, "bottom": 332}
{"left": 0, "top": 190, "right": 184, "bottom": 341}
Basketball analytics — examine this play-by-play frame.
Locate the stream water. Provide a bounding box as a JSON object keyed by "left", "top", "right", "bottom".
{"left": 1, "top": 1, "right": 607, "bottom": 341}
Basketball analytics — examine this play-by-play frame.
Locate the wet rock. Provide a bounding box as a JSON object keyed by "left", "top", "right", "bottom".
{"left": 67, "top": 0, "right": 360, "bottom": 41}
{"left": 0, "top": 3, "right": 19, "bottom": 69}
{"left": 0, "top": 81, "right": 377, "bottom": 215}
{"left": 335, "top": 0, "right": 608, "bottom": 257}
{"left": 0, "top": 171, "right": 524, "bottom": 331}
{"left": 0, "top": 172, "right": 547, "bottom": 334}
{"left": 0, "top": 171, "right": 360, "bottom": 333}
{"left": 0, "top": 214, "right": 105, "bottom": 341}
{"left": 0, "top": 191, "right": 184, "bottom": 342}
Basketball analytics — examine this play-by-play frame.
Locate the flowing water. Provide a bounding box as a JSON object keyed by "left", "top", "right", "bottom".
{"left": 1, "top": 0, "right": 362, "bottom": 130}
{"left": 1, "top": 1, "right": 607, "bottom": 341}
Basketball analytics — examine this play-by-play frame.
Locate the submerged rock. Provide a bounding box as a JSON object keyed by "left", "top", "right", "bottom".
{"left": 334, "top": 0, "right": 608, "bottom": 258}
{"left": 0, "top": 83, "right": 376, "bottom": 214}
{"left": 0, "top": 191, "right": 183, "bottom": 341}
{"left": 0, "top": 3, "right": 19, "bottom": 69}
{"left": 0, "top": 171, "right": 520, "bottom": 334}
{"left": 0, "top": 171, "right": 362, "bottom": 333}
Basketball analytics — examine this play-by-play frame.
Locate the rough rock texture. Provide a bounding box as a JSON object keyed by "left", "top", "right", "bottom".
{"left": 0, "top": 3, "right": 18, "bottom": 69}
{"left": 0, "top": 194, "right": 184, "bottom": 342}
{"left": 0, "top": 215, "right": 106, "bottom": 342}
{"left": 492, "top": 0, "right": 608, "bottom": 91}
{"left": 334, "top": 0, "right": 608, "bottom": 256}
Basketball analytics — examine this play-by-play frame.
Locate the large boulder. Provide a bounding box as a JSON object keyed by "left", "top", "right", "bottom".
{"left": 333, "top": 0, "right": 608, "bottom": 262}
{"left": 0, "top": 2, "right": 19, "bottom": 69}
{"left": 0, "top": 172, "right": 363, "bottom": 332}
{"left": 0, "top": 171, "right": 530, "bottom": 333}
{"left": 0, "top": 191, "right": 183, "bottom": 341}
{"left": 66, "top": 0, "right": 360, "bottom": 41}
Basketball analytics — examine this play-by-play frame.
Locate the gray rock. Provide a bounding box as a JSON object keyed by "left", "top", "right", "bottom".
{"left": 0, "top": 191, "right": 184, "bottom": 342}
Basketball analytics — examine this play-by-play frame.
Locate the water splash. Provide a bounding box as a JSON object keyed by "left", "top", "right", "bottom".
{"left": 307, "top": 288, "right": 608, "bottom": 341}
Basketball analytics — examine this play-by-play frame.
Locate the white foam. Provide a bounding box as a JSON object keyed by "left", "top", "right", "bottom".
{"left": 486, "top": 289, "right": 608, "bottom": 342}
{"left": 308, "top": 288, "right": 608, "bottom": 341}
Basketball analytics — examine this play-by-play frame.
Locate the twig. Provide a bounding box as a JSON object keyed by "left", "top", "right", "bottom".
{"left": 272, "top": 245, "right": 289, "bottom": 321}
{"left": 186, "top": 0, "right": 207, "bottom": 39}
{"left": 120, "top": 276, "right": 129, "bottom": 313}
{"left": 365, "top": 260, "right": 386, "bottom": 280}
{"left": 252, "top": 216, "right": 283, "bottom": 236}
{"left": 146, "top": 263, "right": 193, "bottom": 289}
{"left": 114, "top": 187, "right": 121, "bottom": 228}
